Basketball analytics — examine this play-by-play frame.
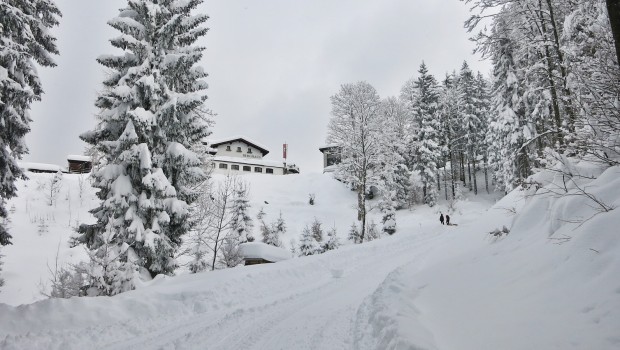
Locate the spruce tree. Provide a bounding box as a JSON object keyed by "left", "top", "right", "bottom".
{"left": 322, "top": 227, "right": 341, "bottom": 252}
{"left": 0, "top": 0, "right": 61, "bottom": 245}
{"left": 348, "top": 222, "right": 362, "bottom": 244}
{"left": 458, "top": 62, "right": 480, "bottom": 194}
{"left": 230, "top": 181, "right": 253, "bottom": 243}
{"left": 298, "top": 224, "right": 319, "bottom": 256}
{"left": 74, "top": 0, "right": 211, "bottom": 294}
{"left": 400, "top": 63, "right": 440, "bottom": 206}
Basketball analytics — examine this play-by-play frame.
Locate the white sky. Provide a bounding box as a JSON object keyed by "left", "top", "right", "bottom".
{"left": 26, "top": 0, "right": 491, "bottom": 174}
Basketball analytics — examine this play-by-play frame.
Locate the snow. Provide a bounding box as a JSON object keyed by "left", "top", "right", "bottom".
{"left": 18, "top": 162, "right": 66, "bottom": 173}
{"left": 238, "top": 242, "right": 291, "bottom": 262}
{"left": 0, "top": 167, "right": 619, "bottom": 349}
{"left": 66, "top": 155, "right": 91, "bottom": 162}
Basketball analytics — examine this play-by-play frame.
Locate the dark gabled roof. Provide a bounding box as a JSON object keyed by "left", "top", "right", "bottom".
{"left": 207, "top": 136, "right": 270, "bottom": 156}
{"left": 319, "top": 144, "right": 341, "bottom": 153}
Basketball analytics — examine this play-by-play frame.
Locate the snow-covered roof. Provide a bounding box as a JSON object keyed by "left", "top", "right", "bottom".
{"left": 239, "top": 242, "right": 291, "bottom": 262}
{"left": 67, "top": 155, "right": 91, "bottom": 162}
{"left": 207, "top": 136, "right": 270, "bottom": 156}
{"left": 213, "top": 156, "right": 285, "bottom": 168}
{"left": 319, "top": 144, "right": 340, "bottom": 152}
{"left": 18, "top": 162, "right": 66, "bottom": 173}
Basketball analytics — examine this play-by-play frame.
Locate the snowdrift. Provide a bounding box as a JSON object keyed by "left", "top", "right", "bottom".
{"left": 0, "top": 165, "right": 618, "bottom": 349}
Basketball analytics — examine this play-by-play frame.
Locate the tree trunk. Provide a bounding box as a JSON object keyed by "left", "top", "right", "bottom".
{"left": 450, "top": 151, "right": 456, "bottom": 199}
{"left": 607, "top": 0, "right": 620, "bottom": 66}
{"left": 467, "top": 158, "right": 472, "bottom": 191}
{"left": 472, "top": 155, "right": 478, "bottom": 195}
{"left": 460, "top": 152, "right": 466, "bottom": 184}
{"left": 211, "top": 239, "right": 219, "bottom": 271}
{"left": 357, "top": 183, "right": 366, "bottom": 243}
{"left": 444, "top": 163, "right": 449, "bottom": 200}
{"left": 484, "top": 152, "right": 489, "bottom": 194}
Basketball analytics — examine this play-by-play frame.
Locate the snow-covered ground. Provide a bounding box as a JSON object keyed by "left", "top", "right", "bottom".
{"left": 1, "top": 167, "right": 619, "bottom": 349}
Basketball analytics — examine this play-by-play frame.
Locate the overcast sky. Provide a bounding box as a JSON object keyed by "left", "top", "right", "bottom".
{"left": 26, "top": 0, "right": 490, "bottom": 174}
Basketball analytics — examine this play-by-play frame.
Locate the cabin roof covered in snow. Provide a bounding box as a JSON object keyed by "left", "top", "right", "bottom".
{"left": 206, "top": 136, "right": 270, "bottom": 156}
{"left": 319, "top": 144, "right": 340, "bottom": 152}
{"left": 67, "top": 155, "right": 91, "bottom": 162}
{"left": 18, "top": 162, "right": 66, "bottom": 173}
{"left": 239, "top": 242, "right": 292, "bottom": 262}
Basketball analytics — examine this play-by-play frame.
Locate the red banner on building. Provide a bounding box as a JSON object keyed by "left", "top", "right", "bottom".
{"left": 283, "top": 143, "right": 287, "bottom": 159}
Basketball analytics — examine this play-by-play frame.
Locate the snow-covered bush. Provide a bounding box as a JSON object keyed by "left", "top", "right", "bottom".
{"left": 366, "top": 221, "right": 380, "bottom": 241}
{"left": 259, "top": 210, "right": 285, "bottom": 248}
{"left": 41, "top": 261, "right": 89, "bottom": 299}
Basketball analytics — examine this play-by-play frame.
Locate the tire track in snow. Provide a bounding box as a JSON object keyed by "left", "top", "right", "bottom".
{"left": 132, "top": 230, "right": 444, "bottom": 350}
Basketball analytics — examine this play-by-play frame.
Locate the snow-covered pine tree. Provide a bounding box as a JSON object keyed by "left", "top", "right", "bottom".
{"left": 437, "top": 72, "right": 460, "bottom": 200}
{"left": 310, "top": 217, "right": 323, "bottom": 243}
{"left": 379, "top": 97, "right": 410, "bottom": 209}
{"left": 322, "top": 226, "right": 340, "bottom": 252}
{"left": 263, "top": 212, "right": 284, "bottom": 247}
{"left": 348, "top": 222, "right": 362, "bottom": 244}
{"left": 474, "top": 72, "right": 491, "bottom": 194}
{"left": 458, "top": 61, "right": 481, "bottom": 194}
{"left": 298, "top": 224, "right": 320, "bottom": 256}
{"left": 379, "top": 195, "right": 396, "bottom": 235}
{"left": 484, "top": 15, "right": 531, "bottom": 192}
{"left": 0, "top": 0, "right": 61, "bottom": 246}
{"left": 400, "top": 63, "right": 441, "bottom": 206}
{"left": 271, "top": 212, "right": 286, "bottom": 247}
{"left": 229, "top": 180, "right": 253, "bottom": 243}
{"left": 75, "top": 0, "right": 211, "bottom": 294}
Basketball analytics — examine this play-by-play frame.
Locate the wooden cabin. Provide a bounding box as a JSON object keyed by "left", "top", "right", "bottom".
{"left": 67, "top": 155, "right": 92, "bottom": 174}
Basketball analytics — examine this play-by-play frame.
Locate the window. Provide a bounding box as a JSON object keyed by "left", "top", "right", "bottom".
{"left": 236, "top": 147, "right": 242, "bottom": 152}
{"left": 231, "top": 164, "right": 239, "bottom": 171}
{"left": 226, "top": 145, "right": 231, "bottom": 151}
{"left": 218, "top": 163, "right": 228, "bottom": 169}
{"left": 248, "top": 148, "right": 252, "bottom": 154}
{"left": 243, "top": 166, "right": 251, "bottom": 172}
{"left": 266, "top": 168, "right": 274, "bottom": 174}
{"left": 254, "top": 167, "right": 263, "bottom": 173}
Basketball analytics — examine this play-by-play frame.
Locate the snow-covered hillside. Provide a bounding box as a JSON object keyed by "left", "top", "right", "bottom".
{"left": 1, "top": 167, "right": 619, "bottom": 349}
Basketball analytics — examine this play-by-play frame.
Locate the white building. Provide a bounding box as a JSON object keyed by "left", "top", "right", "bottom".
{"left": 205, "top": 136, "right": 299, "bottom": 175}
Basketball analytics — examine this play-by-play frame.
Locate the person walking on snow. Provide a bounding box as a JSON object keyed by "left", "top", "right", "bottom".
{"left": 440, "top": 213, "right": 445, "bottom": 225}
{"left": 446, "top": 214, "right": 450, "bottom": 226}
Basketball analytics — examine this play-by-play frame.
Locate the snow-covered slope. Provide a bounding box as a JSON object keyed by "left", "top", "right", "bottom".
{"left": 1, "top": 167, "right": 619, "bottom": 349}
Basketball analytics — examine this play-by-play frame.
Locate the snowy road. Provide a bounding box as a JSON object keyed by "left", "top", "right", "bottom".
{"left": 0, "top": 225, "right": 449, "bottom": 350}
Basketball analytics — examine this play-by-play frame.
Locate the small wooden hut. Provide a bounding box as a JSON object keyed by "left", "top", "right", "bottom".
{"left": 67, "top": 155, "right": 92, "bottom": 174}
